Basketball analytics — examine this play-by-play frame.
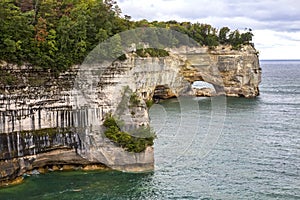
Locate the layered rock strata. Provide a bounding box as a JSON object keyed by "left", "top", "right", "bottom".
{"left": 0, "top": 45, "right": 261, "bottom": 186}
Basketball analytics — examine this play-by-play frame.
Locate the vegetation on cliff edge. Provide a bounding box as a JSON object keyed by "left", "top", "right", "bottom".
{"left": 103, "top": 114, "right": 155, "bottom": 153}
{"left": 0, "top": 0, "right": 254, "bottom": 74}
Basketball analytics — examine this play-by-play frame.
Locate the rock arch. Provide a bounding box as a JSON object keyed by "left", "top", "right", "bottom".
{"left": 70, "top": 28, "right": 224, "bottom": 171}
{"left": 71, "top": 28, "right": 260, "bottom": 172}
{"left": 0, "top": 28, "right": 261, "bottom": 185}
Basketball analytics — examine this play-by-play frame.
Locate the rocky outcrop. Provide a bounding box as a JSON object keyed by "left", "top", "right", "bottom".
{"left": 171, "top": 45, "right": 261, "bottom": 97}
{"left": 0, "top": 44, "right": 261, "bottom": 186}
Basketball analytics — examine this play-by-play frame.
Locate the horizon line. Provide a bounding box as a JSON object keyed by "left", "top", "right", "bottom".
{"left": 260, "top": 59, "right": 300, "bottom": 61}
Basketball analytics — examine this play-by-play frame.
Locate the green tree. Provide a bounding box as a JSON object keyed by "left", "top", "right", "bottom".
{"left": 46, "top": 29, "right": 58, "bottom": 57}
{"left": 219, "top": 27, "right": 230, "bottom": 44}
{"left": 0, "top": 0, "right": 34, "bottom": 63}
{"left": 0, "top": 0, "right": 254, "bottom": 72}
{"left": 241, "top": 29, "right": 253, "bottom": 45}
{"left": 228, "top": 30, "right": 242, "bottom": 49}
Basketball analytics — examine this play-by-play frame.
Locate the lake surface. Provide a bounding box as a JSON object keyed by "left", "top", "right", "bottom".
{"left": 0, "top": 60, "right": 299, "bottom": 199}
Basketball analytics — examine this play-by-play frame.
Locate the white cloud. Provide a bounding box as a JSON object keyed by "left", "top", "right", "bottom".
{"left": 116, "top": 0, "right": 300, "bottom": 59}
{"left": 253, "top": 30, "right": 300, "bottom": 59}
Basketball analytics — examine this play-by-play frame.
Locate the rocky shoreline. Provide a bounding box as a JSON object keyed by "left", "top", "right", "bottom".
{"left": 0, "top": 45, "right": 261, "bottom": 186}
{"left": 1, "top": 160, "right": 108, "bottom": 187}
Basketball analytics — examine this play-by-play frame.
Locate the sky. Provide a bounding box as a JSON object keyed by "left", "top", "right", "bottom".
{"left": 116, "top": 0, "right": 300, "bottom": 60}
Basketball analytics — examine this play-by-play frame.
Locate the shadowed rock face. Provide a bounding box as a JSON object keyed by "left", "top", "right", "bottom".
{"left": 0, "top": 45, "right": 261, "bottom": 185}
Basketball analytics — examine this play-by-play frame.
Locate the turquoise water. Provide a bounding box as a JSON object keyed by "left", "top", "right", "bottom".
{"left": 0, "top": 60, "right": 300, "bottom": 199}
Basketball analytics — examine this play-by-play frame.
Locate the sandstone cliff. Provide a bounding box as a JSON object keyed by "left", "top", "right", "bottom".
{"left": 0, "top": 45, "right": 261, "bottom": 186}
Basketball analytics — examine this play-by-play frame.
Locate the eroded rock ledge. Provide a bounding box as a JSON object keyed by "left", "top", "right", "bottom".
{"left": 0, "top": 45, "right": 261, "bottom": 186}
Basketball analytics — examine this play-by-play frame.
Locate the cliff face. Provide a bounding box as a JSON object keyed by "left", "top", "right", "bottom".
{"left": 0, "top": 45, "right": 261, "bottom": 185}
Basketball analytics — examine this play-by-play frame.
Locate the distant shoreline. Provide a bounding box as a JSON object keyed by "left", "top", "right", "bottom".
{"left": 260, "top": 59, "right": 300, "bottom": 62}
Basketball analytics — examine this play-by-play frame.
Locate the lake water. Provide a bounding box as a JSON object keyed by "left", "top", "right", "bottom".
{"left": 0, "top": 60, "right": 299, "bottom": 199}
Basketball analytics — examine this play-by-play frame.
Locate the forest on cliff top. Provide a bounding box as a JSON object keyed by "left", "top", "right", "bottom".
{"left": 0, "top": 0, "right": 254, "bottom": 72}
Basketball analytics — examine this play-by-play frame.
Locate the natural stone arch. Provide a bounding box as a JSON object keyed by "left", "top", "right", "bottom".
{"left": 71, "top": 28, "right": 229, "bottom": 171}
{"left": 0, "top": 28, "right": 260, "bottom": 184}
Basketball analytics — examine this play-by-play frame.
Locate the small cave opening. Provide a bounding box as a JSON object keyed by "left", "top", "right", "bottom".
{"left": 152, "top": 85, "right": 176, "bottom": 102}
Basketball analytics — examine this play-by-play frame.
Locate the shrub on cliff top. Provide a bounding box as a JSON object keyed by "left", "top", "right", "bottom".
{"left": 136, "top": 48, "right": 170, "bottom": 57}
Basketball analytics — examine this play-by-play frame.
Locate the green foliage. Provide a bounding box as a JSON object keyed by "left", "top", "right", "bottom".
{"left": 103, "top": 114, "right": 119, "bottom": 128}
{"left": 129, "top": 92, "right": 140, "bottom": 107}
{"left": 219, "top": 27, "right": 230, "bottom": 44}
{"left": 20, "top": 127, "right": 72, "bottom": 137}
{"left": 103, "top": 115, "right": 155, "bottom": 153}
{"left": 117, "top": 54, "right": 127, "bottom": 61}
{"left": 132, "top": 20, "right": 253, "bottom": 49}
{"left": 0, "top": 70, "right": 19, "bottom": 86}
{"left": 0, "top": 0, "right": 122, "bottom": 72}
{"left": 4, "top": 74, "right": 17, "bottom": 85}
{"left": 146, "top": 99, "right": 154, "bottom": 108}
{"left": 0, "top": 0, "right": 254, "bottom": 72}
{"left": 136, "top": 48, "right": 169, "bottom": 57}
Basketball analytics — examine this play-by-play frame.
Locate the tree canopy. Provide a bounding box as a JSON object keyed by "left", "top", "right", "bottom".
{"left": 0, "top": 0, "right": 254, "bottom": 72}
